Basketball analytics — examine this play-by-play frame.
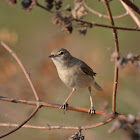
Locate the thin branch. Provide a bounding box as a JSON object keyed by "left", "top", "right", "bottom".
{"left": 81, "top": 118, "right": 113, "bottom": 130}
{"left": 121, "top": 0, "right": 140, "bottom": 15}
{"left": 0, "top": 96, "right": 105, "bottom": 115}
{"left": 34, "top": 1, "right": 140, "bottom": 32}
{"left": 83, "top": 0, "right": 128, "bottom": 19}
{"left": 36, "top": 1, "right": 53, "bottom": 14}
{"left": 0, "top": 117, "right": 113, "bottom": 130}
{"left": 0, "top": 41, "right": 41, "bottom": 138}
{"left": 0, "top": 41, "right": 40, "bottom": 101}
{"left": 103, "top": 0, "right": 119, "bottom": 113}
{"left": 121, "top": 0, "right": 140, "bottom": 27}
{"left": 73, "top": 18, "right": 140, "bottom": 31}
{"left": 0, "top": 105, "right": 40, "bottom": 139}
{"left": 0, "top": 96, "right": 127, "bottom": 119}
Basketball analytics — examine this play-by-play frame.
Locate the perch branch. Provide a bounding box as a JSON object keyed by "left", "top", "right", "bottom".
{"left": 0, "top": 95, "right": 105, "bottom": 115}
{"left": 0, "top": 96, "right": 127, "bottom": 119}
{"left": 104, "top": 0, "right": 119, "bottom": 113}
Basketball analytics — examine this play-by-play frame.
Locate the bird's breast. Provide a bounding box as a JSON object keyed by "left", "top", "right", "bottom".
{"left": 56, "top": 65, "right": 94, "bottom": 89}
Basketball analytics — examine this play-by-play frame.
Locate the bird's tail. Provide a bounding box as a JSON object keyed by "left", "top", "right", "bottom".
{"left": 92, "top": 81, "right": 102, "bottom": 91}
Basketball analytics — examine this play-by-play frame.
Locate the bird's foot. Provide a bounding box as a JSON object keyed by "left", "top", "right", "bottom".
{"left": 88, "top": 106, "right": 95, "bottom": 115}
{"left": 59, "top": 103, "right": 68, "bottom": 111}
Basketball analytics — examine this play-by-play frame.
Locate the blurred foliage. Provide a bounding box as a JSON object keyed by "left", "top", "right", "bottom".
{"left": 0, "top": 0, "right": 140, "bottom": 140}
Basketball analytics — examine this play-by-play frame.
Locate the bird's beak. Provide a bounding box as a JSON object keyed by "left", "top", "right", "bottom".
{"left": 49, "top": 54, "right": 55, "bottom": 58}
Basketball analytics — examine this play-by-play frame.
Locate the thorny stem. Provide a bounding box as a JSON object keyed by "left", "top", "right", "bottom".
{"left": 104, "top": 0, "right": 119, "bottom": 113}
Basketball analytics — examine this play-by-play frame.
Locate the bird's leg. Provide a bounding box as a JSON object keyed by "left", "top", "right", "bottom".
{"left": 88, "top": 86, "right": 95, "bottom": 115}
{"left": 60, "top": 88, "right": 76, "bottom": 111}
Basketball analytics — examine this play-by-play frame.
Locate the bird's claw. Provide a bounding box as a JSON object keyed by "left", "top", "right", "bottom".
{"left": 60, "top": 103, "right": 68, "bottom": 111}
{"left": 88, "top": 106, "right": 95, "bottom": 115}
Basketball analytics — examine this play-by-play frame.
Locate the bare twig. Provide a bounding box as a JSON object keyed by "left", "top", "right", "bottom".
{"left": 0, "top": 95, "right": 105, "bottom": 115}
{"left": 0, "top": 117, "right": 113, "bottom": 130}
{"left": 0, "top": 41, "right": 40, "bottom": 138}
{"left": 0, "top": 96, "right": 127, "bottom": 119}
{"left": 103, "top": 0, "right": 119, "bottom": 113}
{"left": 121, "top": 0, "right": 140, "bottom": 15}
{"left": 73, "top": 18, "right": 140, "bottom": 31}
{"left": 36, "top": 1, "right": 53, "bottom": 13}
{"left": 33, "top": 2, "right": 140, "bottom": 32}
{"left": 83, "top": 0, "right": 128, "bottom": 19}
{"left": 121, "top": 0, "right": 140, "bottom": 27}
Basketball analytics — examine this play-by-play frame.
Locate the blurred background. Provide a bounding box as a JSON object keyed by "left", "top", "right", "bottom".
{"left": 0, "top": 0, "right": 140, "bottom": 140}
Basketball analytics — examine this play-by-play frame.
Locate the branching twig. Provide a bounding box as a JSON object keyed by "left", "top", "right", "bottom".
{"left": 0, "top": 95, "right": 127, "bottom": 120}
{"left": 73, "top": 18, "right": 140, "bottom": 31}
{"left": 121, "top": 0, "right": 140, "bottom": 15}
{"left": 0, "top": 41, "right": 40, "bottom": 138}
{"left": 104, "top": 0, "right": 119, "bottom": 113}
{"left": 0, "top": 117, "right": 113, "bottom": 130}
{"left": 0, "top": 96, "right": 105, "bottom": 115}
{"left": 34, "top": 1, "right": 140, "bottom": 32}
{"left": 83, "top": 0, "right": 128, "bottom": 19}
{"left": 36, "top": 1, "right": 53, "bottom": 13}
{"left": 120, "top": 0, "right": 140, "bottom": 27}
{"left": 0, "top": 41, "right": 40, "bottom": 101}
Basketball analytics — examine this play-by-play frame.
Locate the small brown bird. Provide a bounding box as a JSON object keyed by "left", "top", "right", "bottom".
{"left": 49, "top": 48, "right": 102, "bottom": 114}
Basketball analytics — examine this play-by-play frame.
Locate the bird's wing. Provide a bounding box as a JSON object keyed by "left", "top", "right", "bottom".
{"left": 71, "top": 57, "right": 96, "bottom": 77}
{"left": 79, "top": 61, "right": 96, "bottom": 77}
{"left": 68, "top": 57, "right": 96, "bottom": 77}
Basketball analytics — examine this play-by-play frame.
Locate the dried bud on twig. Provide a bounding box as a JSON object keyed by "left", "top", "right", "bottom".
{"left": 78, "top": 27, "right": 87, "bottom": 35}
{"left": 72, "top": 0, "right": 88, "bottom": 19}
{"left": 21, "top": 0, "right": 36, "bottom": 12}
{"left": 68, "top": 132, "right": 84, "bottom": 140}
{"left": 110, "top": 51, "right": 120, "bottom": 62}
{"left": 111, "top": 52, "right": 140, "bottom": 69}
{"left": 108, "top": 114, "right": 140, "bottom": 138}
{"left": 64, "top": 5, "right": 71, "bottom": 11}
{"left": 46, "top": 0, "right": 54, "bottom": 10}
{"left": 45, "top": 0, "right": 54, "bottom": 10}
{"left": 52, "top": 12, "right": 73, "bottom": 33}
{"left": 55, "top": 0, "right": 62, "bottom": 10}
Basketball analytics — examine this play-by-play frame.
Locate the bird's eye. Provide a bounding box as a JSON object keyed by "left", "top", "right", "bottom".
{"left": 59, "top": 51, "right": 64, "bottom": 55}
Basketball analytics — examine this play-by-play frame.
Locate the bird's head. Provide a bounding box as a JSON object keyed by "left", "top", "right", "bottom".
{"left": 49, "top": 48, "right": 71, "bottom": 66}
